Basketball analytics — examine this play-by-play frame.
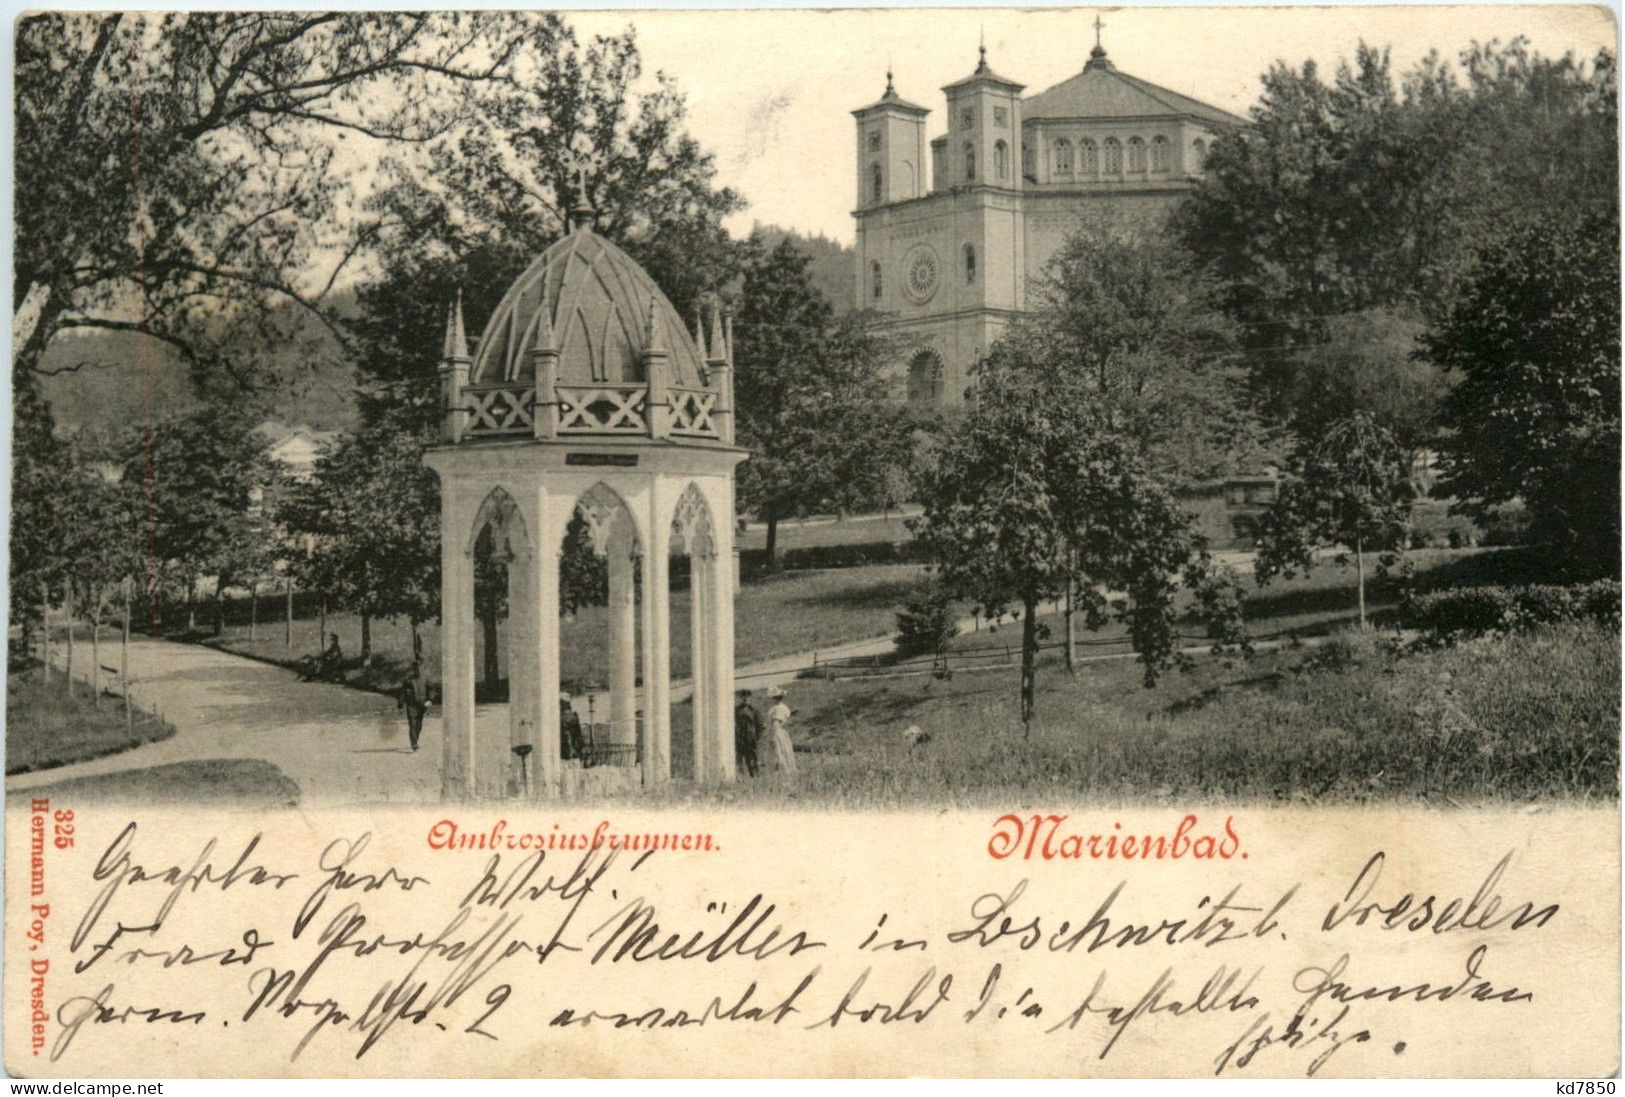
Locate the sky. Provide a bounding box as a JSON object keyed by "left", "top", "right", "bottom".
{"left": 566, "top": 5, "right": 1616, "bottom": 242}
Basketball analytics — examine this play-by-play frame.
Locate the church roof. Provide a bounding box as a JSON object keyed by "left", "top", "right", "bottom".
{"left": 1022, "top": 50, "right": 1245, "bottom": 126}
{"left": 469, "top": 226, "right": 706, "bottom": 389}
{"left": 943, "top": 47, "right": 1024, "bottom": 93}
{"left": 853, "top": 71, "right": 929, "bottom": 115}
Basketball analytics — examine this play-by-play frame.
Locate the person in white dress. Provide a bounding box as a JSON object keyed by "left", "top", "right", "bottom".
{"left": 766, "top": 684, "right": 796, "bottom": 776}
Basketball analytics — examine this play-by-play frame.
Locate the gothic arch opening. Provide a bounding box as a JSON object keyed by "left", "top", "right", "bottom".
{"left": 908, "top": 350, "right": 946, "bottom": 405}
{"left": 668, "top": 483, "right": 721, "bottom": 781}
{"left": 556, "top": 482, "right": 644, "bottom": 780}
{"left": 468, "top": 488, "right": 528, "bottom": 703}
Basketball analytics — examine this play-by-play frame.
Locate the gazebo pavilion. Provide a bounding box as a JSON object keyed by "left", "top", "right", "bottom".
{"left": 423, "top": 210, "right": 746, "bottom": 800}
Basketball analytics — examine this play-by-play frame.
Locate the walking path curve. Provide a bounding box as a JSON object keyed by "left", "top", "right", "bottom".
{"left": 8, "top": 549, "right": 1269, "bottom": 806}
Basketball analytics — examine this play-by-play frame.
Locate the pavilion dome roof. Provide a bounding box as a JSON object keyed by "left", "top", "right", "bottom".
{"left": 469, "top": 226, "right": 705, "bottom": 389}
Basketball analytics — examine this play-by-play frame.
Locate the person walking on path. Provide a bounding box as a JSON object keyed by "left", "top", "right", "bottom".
{"left": 734, "top": 690, "right": 761, "bottom": 776}
{"left": 398, "top": 661, "right": 430, "bottom": 751}
{"left": 765, "top": 684, "right": 796, "bottom": 776}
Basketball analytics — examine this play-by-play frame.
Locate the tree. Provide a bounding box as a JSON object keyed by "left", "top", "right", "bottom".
{"left": 1030, "top": 217, "right": 1258, "bottom": 483}
{"left": 15, "top": 12, "right": 539, "bottom": 390}
{"left": 733, "top": 238, "right": 908, "bottom": 568}
{"left": 1175, "top": 40, "right": 1615, "bottom": 435}
{"left": 1424, "top": 215, "right": 1621, "bottom": 575}
{"left": 894, "top": 575, "right": 958, "bottom": 660}
{"left": 1254, "top": 412, "right": 1414, "bottom": 628}
{"left": 279, "top": 407, "right": 440, "bottom": 663}
{"left": 913, "top": 333, "right": 1214, "bottom": 731}
{"left": 353, "top": 21, "right": 744, "bottom": 408}
{"left": 122, "top": 403, "right": 274, "bottom": 634}
{"left": 10, "top": 367, "right": 73, "bottom": 635}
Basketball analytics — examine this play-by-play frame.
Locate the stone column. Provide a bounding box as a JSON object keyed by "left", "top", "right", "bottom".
{"left": 506, "top": 547, "right": 538, "bottom": 798}
{"left": 640, "top": 495, "right": 672, "bottom": 785}
{"left": 535, "top": 500, "right": 562, "bottom": 797}
{"left": 688, "top": 547, "right": 711, "bottom": 782}
{"left": 608, "top": 538, "right": 638, "bottom": 750}
{"left": 710, "top": 503, "right": 738, "bottom": 783}
{"left": 440, "top": 487, "right": 477, "bottom": 800}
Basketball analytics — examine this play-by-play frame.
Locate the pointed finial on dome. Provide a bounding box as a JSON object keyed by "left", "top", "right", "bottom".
{"left": 441, "top": 289, "right": 469, "bottom": 362}
{"left": 708, "top": 298, "right": 727, "bottom": 364}
{"left": 976, "top": 28, "right": 989, "bottom": 73}
{"left": 534, "top": 294, "right": 557, "bottom": 352}
{"left": 884, "top": 64, "right": 896, "bottom": 98}
{"left": 644, "top": 296, "right": 665, "bottom": 355}
{"left": 564, "top": 149, "right": 600, "bottom": 233}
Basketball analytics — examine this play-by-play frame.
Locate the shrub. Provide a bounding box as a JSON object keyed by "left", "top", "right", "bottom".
{"left": 895, "top": 578, "right": 958, "bottom": 657}
{"left": 1407, "top": 580, "right": 1621, "bottom": 637}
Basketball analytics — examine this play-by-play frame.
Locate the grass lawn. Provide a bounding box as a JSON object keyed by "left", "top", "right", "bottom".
{"left": 204, "top": 563, "right": 925, "bottom": 695}
{"left": 659, "top": 619, "right": 1620, "bottom": 807}
{"left": 6, "top": 663, "right": 176, "bottom": 775}
{"left": 15, "top": 759, "right": 299, "bottom": 808}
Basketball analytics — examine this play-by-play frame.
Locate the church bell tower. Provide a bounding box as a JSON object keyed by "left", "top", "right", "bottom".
{"left": 852, "top": 70, "right": 929, "bottom": 210}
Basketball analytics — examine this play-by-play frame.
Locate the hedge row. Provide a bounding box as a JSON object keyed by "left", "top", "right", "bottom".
{"left": 1406, "top": 580, "right": 1621, "bottom": 635}
{"left": 741, "top": 539, "right": 929, "bottom": 572}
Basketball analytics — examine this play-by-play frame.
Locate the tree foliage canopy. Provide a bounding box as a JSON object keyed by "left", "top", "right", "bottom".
{"left": 1425, "top": 214, "right": 1621, "bottom": 573}
{"left": 914, "top": 331, "right": 1218, "bottom": 713}
{"left": 732, "top": 237, "right": 909, "bottom": 563}
{"left": 1028, "top": 217, "right": 1259, "bottom": 482}
{"left": 14, "top": 12, "right": 537, "bottom": 393}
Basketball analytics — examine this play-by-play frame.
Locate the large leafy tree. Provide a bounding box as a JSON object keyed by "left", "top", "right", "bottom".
{"left": 10, "top": 370, "right": 73, "bottom": 631}
{"left": 1424, "top": 215, "right": 1621, "bottom": 576}
{"left": 1029, "top": 217, "right": 1258, "bottom": 483}
{"left": 732, "top": 237, "right": 908, "bottom": 568}
{"left": 914, "top": 328, "right": 1217, "bottom": 730}
{"left": 353, "top": 22, "right": 744, "bottom": 409}
{"left": 1176, "top": 39, "right": 1615, "bottom": 434}
{"left": 14, "top": 12, "right": 538, "bottom": 389}
{"left": 121, "top": 403, "right": 275, "bottom": 633}
{"left": 279, "top": 407, "right": 440, "bottom": 663}
{"left": 1254, "top": 412, "right": 1414, "bottom": 628}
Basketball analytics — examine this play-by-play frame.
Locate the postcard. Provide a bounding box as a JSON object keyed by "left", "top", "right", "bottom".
{"left": 6, "top": 5, "right": 1620, "bottom": 1080}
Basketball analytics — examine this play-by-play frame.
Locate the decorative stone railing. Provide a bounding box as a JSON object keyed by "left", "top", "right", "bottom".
{"left": 465, "top": 383, "right": 535, "bottom": 436}
{"left": 457, "top": 378, "right": 730, "bottom": 443}
{"left": 668, "top": 388, "right": 719, "bottom": 438}
{"left": 555, "top": 384, "right": 650, "bottom": 435}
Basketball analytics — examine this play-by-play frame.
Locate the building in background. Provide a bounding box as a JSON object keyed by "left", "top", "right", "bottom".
{"left": 852, "top": 33, "right": 1243, "bottom": 404}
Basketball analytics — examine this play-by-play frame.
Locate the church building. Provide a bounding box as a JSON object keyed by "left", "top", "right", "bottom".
{"left": 851, "top": 33, "right": 1244, "bottom": 404}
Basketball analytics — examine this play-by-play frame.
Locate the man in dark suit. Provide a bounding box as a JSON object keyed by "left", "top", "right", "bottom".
{"left": 398, "top": 660, "right": 430, "bottom": 751}
{"left": 560, "top": 692, "right": 587, "bottom": 762}
{"left": 734, "top": 690, "right": 761, "bottom": 776}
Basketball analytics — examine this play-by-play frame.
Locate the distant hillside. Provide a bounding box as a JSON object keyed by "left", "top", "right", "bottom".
{"left": 749, "top": 224, "right": 855, "bottom": 314}
{"left": 36, "top": 300, "right": 359, "bottom": 445}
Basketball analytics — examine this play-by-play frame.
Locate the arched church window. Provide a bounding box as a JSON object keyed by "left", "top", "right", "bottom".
{"left": 1191, "top": 138, "right": 1207, "bottom": 170}
{"left": 994, "top": 140, "right": 1008, "bottom": 181}
{"left": 1053, "top": 138, "right": 1073, "bottom": 175}
{"left": 871, "top": 261, "right": 882, "bottom": 300}
{"left": 963, "top": 143, "right": 976, "bottom": 181}
{"left": 964, "top": 244, "right": 976, "bottom": 283}
{"left": 1021, "top": 143, "right": 1034, "bottom": 179}
{"left": 907, "top": 351, "right": 945, "bottom": 404}
{"left": 1151, "top": 136, "right": 1170, "bottom": 171}
{"left": 871, "top": 163, "right": 883, "bottom": 204}
{"left": 1080, "top": 139, "right": 1098, "bottom": 175}
{"left": 1127, "top": 137, "right": 1146, "bottom": 172}
{"left": 1104, "top": 138, "right": 1122, "bottom": 174}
